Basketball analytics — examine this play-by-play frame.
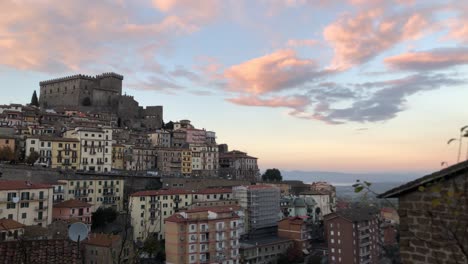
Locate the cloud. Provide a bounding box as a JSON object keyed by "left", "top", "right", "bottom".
{"left": 170, "top": 66, "right": 201, "bottom": 82}
{"left": 227, "top": 95, "right": 311, "bottom": 109}
{"left": 152, "top": 0, "right": 221, "bottom": 24}
{"left": 323, "top": 9, "right": 432, "bottom": 69}
{"left": 224, "top": 49, "right": 321, "bottom": 94}
{"left": 286, "top": 39, "right": 318, "bottom": 47}
{"left": 385, "top": 47, "right": 468, "bottom": 71}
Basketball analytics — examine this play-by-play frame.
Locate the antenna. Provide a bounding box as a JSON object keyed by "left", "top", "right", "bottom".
{"left": 68, "top": 222, "right": 89, "bottom": 242}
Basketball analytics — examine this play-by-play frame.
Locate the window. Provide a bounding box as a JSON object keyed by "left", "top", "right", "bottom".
{"left": 22, "top": 213, "right": 27, "bottom": 219}
{"left": 20, "top": 202, "right": 29, "bottom": 208}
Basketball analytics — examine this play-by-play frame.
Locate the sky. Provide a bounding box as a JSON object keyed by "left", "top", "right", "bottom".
{"left": 1, "top": 0, "right": 468, "bottom": 174}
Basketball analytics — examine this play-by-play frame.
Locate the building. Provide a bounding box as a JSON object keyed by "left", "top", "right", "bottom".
{"left": 130, "top": 189, "right": 193, "bottom": 241}
{"left": 378, "top": 161, "right": 468, "bottom": 264}
{"left": 25, "top": 136, "right": 52, "bottom": 166}
{"left": 0, "top": 239, "right": 82, "bottom": 263}
{"left": 64, "top": 127, "right": 112, "bottom": 172}
{"left": 57, "top": 178, "right": 125, "bottom": 212}
{"left": 219, "top": 150, "right": 259, "bottom": 181}
{"left": 52, "top": 199, "right": 92, "bottom": 227}
{"left": 165, "top": 207, "right": 242, "bottom": 264}
{"left": 50, "top": 137, "right": 81, "bottom": 170}
{"left": 280, "top": 197, "right": 316, "bottom": 219}
{"left": 233, "top": 185, "right": 280, "bottom": 233}
{"left": 161, "top": 178, "right": 251, "bottom": 191}
{"left": 111, "top": 144, "right": 125, "bottom": 170}
{"left": 181, "top": 149, "right": 192, "bottom": 176}
{"left": 156, "top": 148, "right": 183, "bottom": 177}
{"left": 148, "top": 129, "right": 171, "bottom": 148}
{"left": 310, "top": 181, "right": 337, "bottom": 210}
{"left": 278, "top": 217, "right": 312, "bottom": 252}
{"left": 0, "top": 218, "right": 25, "bottom": 241}
{"left": 0, "top": 180, "right": 53, "bottom": 226}
{"left": 190, "top": 143, "right": 219, "bottom": 177}
{"left": 124, "top": 146, "right": 157, "bottom": 171}
{"left": 83, "top": 233, "right": 134, "bottom": 264}
{"left": 299, "top": 190, "right": 333, "bottom": 219}
{"left": 0, "top": 135, "right": 15, "bottom": 153}
{"left": 239, "top": 236, "right": 293, "bottom": 264}
{"left": 323, "top": 207, "right": 381, "bottom": 264}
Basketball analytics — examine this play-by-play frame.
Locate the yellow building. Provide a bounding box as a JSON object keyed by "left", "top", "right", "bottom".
{"left": 57, "top": 178, "right": 125, "bottom": 212}
{"left": 0, "top": 180, "right": 54, "bottom": 227}
{"left": 50, "top": 138, "right": 81, "bottom": 170}
{"left": 181, "top": 149, "right": 192, "bottom": 176}
{"left": 112, "top": 144, "right": 125, "bottom": 170}
{"left": 0, "top": 135, "right": 15, "bottom": 153}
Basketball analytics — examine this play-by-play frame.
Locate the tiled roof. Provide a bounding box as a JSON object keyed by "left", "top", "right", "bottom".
{"left": 183, "top": 205, "right": 242, "bottom": 213}
{"left": 83, "top": 233, "right": 120, "bottom": 247}
{"left": 0, "top": 219, "right": 25, "bottom": 231}
{"left": 131, "top": 189, "right": 193, "bottom": 197}
{"left": 195, "top": 188, "right": 232, "bottom": 194}
{"left": 54, "top": 199, "right": 92, "bottom": 208}
{"left": 244, "top": 185, "right": 278, "bottom": 190}
{"left": 0, "top": 180, "right": 53, "bottom": 191}
{"left": 278, "top": 216, "right": 307, "bottom": 225}
{"left": 378, "top": 160, "right": 468, "bottom": 198}
{"left": 0, "top": 239, "right": 82, "bottom": 263}
{"left": 166, "top": 207, "right": 240, "bottom": 223}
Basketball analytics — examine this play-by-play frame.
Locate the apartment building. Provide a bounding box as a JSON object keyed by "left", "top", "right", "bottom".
{"left": 0, "top": 219, "right": 25, "bottom": 242}
{"left": 130, "top": 189, "right": 193, "bottom": 241}
{"left": 52, "top": 199, "right": 92, "bottom": 227}
{"left": 299, "top": 190, "right": 333, "bottom": 218}
{"left": 148, "top": 129, "right": 171, "bottom": 148}
{"left": 25, "top": 136, "right": 52, "bottom": 165}
{"left": 0, "top": 180, "right": 53, "bottom": 226}
{"left": 278, "top": 217, "right": 312, "bottom": 251}
{"left": 165, "top": 207, "right": 241, "bottom": 264}
{"left": 156, "top": 148, "right": 183, "bottom": 177}
{"left": 190, "top": 143, "right": 219, "bottom": 177}
{"left": 111, "top": 144, "right": 125, "bottom": 170}
{"left": 219, "top": 150, "right": 259, "bottom": 181}
{"left": 124, "top": 146, "right": 157, "bottom": 171}
{"left": 57, "top": 178, "right": 125, "bottom": 212}
{"left": 182, "top": 149, "right": 192, "bottom": 176}
{"left": 64, "top": 127, "right": 112, "bottom": 172}
{"left": 324, "top": 208, "right": 381, "bottom": 264}
{"left": 83, "top": 233, "right": 134, "bottom": 264}
{"left": 233, "top": 185, "right": 280, "bottom": 233}
{"left": 0, "top": 135, "right": 15, "bottom": 152}
{"left": 193, "top": 188, "right": 233, "bottom": 203}
{"left": 50, "top": 138, "right": 81, "bottom": 170}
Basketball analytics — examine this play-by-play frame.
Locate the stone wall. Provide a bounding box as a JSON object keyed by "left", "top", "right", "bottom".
{"left": 398, "top": 173, "right": 468, "bottom": 264}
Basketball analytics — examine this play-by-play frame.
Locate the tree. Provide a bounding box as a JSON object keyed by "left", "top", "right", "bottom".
{"left": 262, "top": 168, "right": 282, "bottom": 182}
{"left": 82, "top": 97, "right": 91, "bottom": 106}
{"left": 92, "top": 207, "right": 118, "bottom": 229}
{"left": 25, "top": 151, "right": 40, "bottom": 165}
{"left": 285, "top": 246, "right": 304, "bottom": 263}
{"left": 30, "top": 90, "right": 39, "bottom": 107}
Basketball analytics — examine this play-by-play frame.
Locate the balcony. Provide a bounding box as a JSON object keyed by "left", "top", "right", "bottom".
{"left": 53, "top": 189, "right": 64, "bottom": 194}
{"left": 35, "top": 206, "right": 48, "bottom": 211}
{"left": 34, "top": 217, "right": 48, "bottom": 222}
{"left": 360, "top": 250, "right": 371, "bottom": 256}
{"left": 74, "top": 192, "right": 88, "bottom": 197}
{"left": 102, "top": 200, "right": 116, "bottom": 205}
{"left": 360, "top": 233, "right": 370, "bottom": 239}
{"left": 216, "top": 236, "right": 225, "bottom": 241}
{"left": 75, "top": 185, "right": 89, "bottom": 190}
{"left": 360, "top": 241, "right": 371, "bottom": 247}
{"left": 103, "top": 192, "right": 115, "bottom": 197}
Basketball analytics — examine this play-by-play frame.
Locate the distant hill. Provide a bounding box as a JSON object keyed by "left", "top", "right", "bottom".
{"left": 282, "top": 170, "right": 428, "bottom": 186}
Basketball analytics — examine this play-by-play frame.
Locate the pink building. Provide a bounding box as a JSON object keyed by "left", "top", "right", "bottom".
{"left": 185, "top": 128, "right": 206, "bottom": 144}
{"left": 53, "top": 199, "right": 92, "bottom": 226}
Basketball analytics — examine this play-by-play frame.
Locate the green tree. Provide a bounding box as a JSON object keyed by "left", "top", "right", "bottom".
{"left": 261, "top": 168, "right": 282, "bottom": 182}
{"left": 92, "top": 207, "right": 118, "bottom": 229}
{"left": 142, "top": 236, "right": 165, "bottom": 260}
{"left": 30, "top": 90, "right": 39, "bottom": 107}
{"left": 25, "top": 151, "right": 40, "bottom": 165}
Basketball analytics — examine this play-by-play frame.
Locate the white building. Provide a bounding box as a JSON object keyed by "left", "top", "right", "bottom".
{"left": 64, "top": 127, "right": 112, "bottom": 172}
{"left": 0, "top": 180, "right": 54, "bottom": 226}
{"left": 299, "top": 190, "right": 332, "bottom": 218}
{"left": 25, "top": 136, "right": 52, "bottom": 166}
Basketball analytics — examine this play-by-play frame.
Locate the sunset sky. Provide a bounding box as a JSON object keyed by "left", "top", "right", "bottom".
{"left": 1, "top": 0, "right": 467, "bottom": 173}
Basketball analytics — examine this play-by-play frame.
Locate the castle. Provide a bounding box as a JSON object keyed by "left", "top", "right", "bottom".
{"left": 39, "top": 72, "right": 163, "bottom": 129}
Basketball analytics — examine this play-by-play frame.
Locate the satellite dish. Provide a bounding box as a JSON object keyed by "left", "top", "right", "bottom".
{"left": 12, "top": 197, "right": 19, "bottom": 203}
{"left": 68, "top": 222, "right": 89, "bottom": 242}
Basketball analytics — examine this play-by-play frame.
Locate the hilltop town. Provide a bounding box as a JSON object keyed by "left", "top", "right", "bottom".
{"left": 2, "top": 72, "right": 461, "bottom": 264}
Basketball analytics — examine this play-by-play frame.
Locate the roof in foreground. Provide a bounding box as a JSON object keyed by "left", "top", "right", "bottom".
{"left": 83, "top": 233, "right": 120, "bottom": 247}
{"left": 0, "top": 239, "right": 81, "bottom": 263}
{"left": 0, "top": 180, "right": 53, "bottom": 191}
{"left": 240, "top": 236, "right": 293, "bottom": 248}
{"left": 0, "top": 219, "right": 25, "bottom": 230}
{"left": 378, "top": 160, "right": 468, "bottom": 198}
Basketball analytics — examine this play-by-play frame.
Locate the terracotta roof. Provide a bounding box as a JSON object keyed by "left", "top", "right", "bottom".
{"left": 131, "top": 189, "right": 193, "bottom": 197}
{"left": 278, "top": 216, "right": 307, "bottom": 225}
{"left": 324, "top": 207, "right": 379, "bottom": 222}
{"left": 0, "top": 219, "right": 25, "bottom": 231}
{"left": 195, "top": 188, "right": 232, "bottom": 194}
{"left": 83, "top": 233, "right": 120, "bottom": 247}
{"left": 183, "top": 205, "right": 242, "bottom": 213}
{"left": 0, "top": 180, "right": 53, "bottom": 191}
{"left": 0, "top": 239, "right": 82, "bottom": 263}
{"left": 54, "top": 199, "right": 92, "bottom": 208}
{"left": 241, "top": 185, "right": 278, "bottom": 190}
{"left": 378, "top": 160, "right": 468, "bottom": 198}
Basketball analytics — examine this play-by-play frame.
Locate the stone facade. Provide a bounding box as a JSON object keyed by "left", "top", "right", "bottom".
{"left": 379, "top": 162, "right": 468, "bottom": 264}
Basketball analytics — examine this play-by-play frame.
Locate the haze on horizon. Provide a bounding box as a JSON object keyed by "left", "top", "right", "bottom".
{"left": 1, "top": 0, "right": 467, "bottom": 174}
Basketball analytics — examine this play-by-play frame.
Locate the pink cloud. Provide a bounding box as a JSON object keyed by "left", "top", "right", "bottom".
{"left": 224, "top": 49, "right": 319, "bottom": 94}
{"left": 384, "top": 48, "right": 468, "bottom": 71}
{"left": 286, "top": 39, "right": 318, "bottom": 47}
{"left": 323, "top": 9, "right": 432, "bottom": 70}
{"left": 446, "top": 18, "right": 468, "bottom": 43}
{"left": 152, "top": 0, "right": 221, "bottom": 24}
{"left": 227, "top": 95, "right": 310, "bottom": 109}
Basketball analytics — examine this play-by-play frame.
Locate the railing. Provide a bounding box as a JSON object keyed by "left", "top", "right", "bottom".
{"left": 34, "top": 217, "right": 48, "bottom": 222}
{"left": 74, "top": 192, "right": 88, "bottom": 197}
{"left": 35, "top": 206, "right": 48, "bottom": 211}
{"left": 53, "top": 189, "right": 64, "bottom": 194}
{"left": 103, "top": 192, "right": 115, "bottom": 196}
{"left": 360, "top": 241, "right": 371, "bottom": 247}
